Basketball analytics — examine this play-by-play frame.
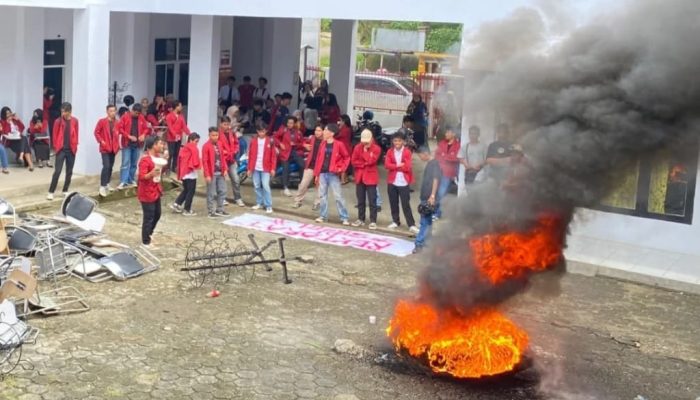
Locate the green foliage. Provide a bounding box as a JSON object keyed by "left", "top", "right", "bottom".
{"left": 425, "top": 24, "right": 462, "bottom": 53}
{"left": 355, "top": 21, "right": 462, "bottom": 54}
{"left": 320, "top": 54, "right": 330, "bottom": 68}
{"left": 321, "top": 19, "right": 332, "bottom": 32}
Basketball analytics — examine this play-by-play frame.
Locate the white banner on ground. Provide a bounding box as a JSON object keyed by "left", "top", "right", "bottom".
{"left": 223, "top": 213, "right": 414, "bottom": 257}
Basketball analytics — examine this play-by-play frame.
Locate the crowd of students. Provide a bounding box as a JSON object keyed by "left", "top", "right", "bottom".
{"left": 0, "top": 76, "right": 525, "bottom": 254}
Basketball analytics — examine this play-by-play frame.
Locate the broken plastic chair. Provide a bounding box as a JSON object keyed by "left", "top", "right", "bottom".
{"left": 60, "top": 192, "right": 106, "bottom": 232}
{"left": 0, "top": 299, "right": 39, "bottom": 377}
{"left": 5, "top": 226, "right": 37, "bottom": 257}
{"left": 70, "top": 245, "right": 160, "bottom": 283}
{"left": 17, "top": 286, "right": 90, "bottom": 318}
{"left": 0, "top": 198, "right": 16, "bottom": 227}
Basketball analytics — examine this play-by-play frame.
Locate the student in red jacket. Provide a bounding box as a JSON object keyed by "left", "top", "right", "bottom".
{"left": 385, "top": 131, "right": 418, "bottom": 233}
{"left": 138, "top": 136, "right": 166, "bottom": 248}
{"left": 337, "top": 114, "right": 353, "bottom": 184}
{"left": 171, "top": 132, "right": 201, "bottom": 216}
{"left": 94, "top": 104, "right": 120, "bottom": 197}
{"left": 1, "top": 107, "right": 32, "bottom": 171}
{"left": 47, "top": 102, "right": 79, "bottom": 200}
{"left": 292, "top": 125, "right": 324, "bottom": 209}
{"left": 274, "top": 116, "right": 305, "bottom": 197}
{"left": 28, "top": 109, "right": 51, "bottom": 168}
{"left": 165, "top": 101, "right": 190, "bottom": 173}
{"left": 313, "top": 123, "right": 350, "bottom": 225}
{"left": 218, "top": 116, "right": 245, "bottom": 206}
{"left": 434, "top": 126, "right": 461, "bottom": 219}
{"left": 202, "top": 127, "right": 230, "bottom": 218}
{"left": 117, "top": 103, "right": 149, "bottom": 189}
{"left": 247, "top": 122, "right": 277, "bottom": 212}
{"left": 351, "top": 130, "right": 381, "bottom": 229}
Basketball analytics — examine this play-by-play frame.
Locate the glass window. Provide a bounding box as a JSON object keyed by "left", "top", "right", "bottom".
{"left": 155, "top": 39, "right": 177, "bottom": 62}
{"left": 179, "top": 38, "right": 190, "bottom": 60}
{"left": 179, "top": 63, "right": 189, "bottom": 105}
{"left": 600, "top": 160, "right": 640, "bottom": 210}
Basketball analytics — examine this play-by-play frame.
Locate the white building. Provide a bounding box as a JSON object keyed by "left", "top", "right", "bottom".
{"left": 0, "top": 0, "right": 697, "bottom": 290}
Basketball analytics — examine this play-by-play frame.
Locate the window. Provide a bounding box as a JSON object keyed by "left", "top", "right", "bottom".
{"left": 178, "top": 38, "right": 190, "bottom": 60}
{"left": 44, "top": 40, "right": 65, "bottom": 66}
{"left": 155, "top": 39, "right": 177, "bottom": 62}
{"left": 598, "top": 141, "right": 698, "bottom": 224}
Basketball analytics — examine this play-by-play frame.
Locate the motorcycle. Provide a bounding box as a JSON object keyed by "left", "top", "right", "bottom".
{"left": 353, "top": 110, "right": 387, "bottom": 150}
{"left": 237, "top": 153, "right": 303, "bottom": 188}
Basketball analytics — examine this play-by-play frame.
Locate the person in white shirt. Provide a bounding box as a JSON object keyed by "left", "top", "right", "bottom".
{"left": 253, "top": 77, "right": 271, "bottom": 102}
{"left": 385, "top": 132, "right": 418, "bottom": 233}
{"left": 459, "top": 125, "right": 487, "bottom": 193}
{"left": 218, "top": 76, "right": 240, "bottom": 110}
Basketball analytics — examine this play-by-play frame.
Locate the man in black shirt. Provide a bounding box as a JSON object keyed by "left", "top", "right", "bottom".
{"left": 485, "top": 123, "right": 513, "bottom": 183}
{"left": 414, "top": 146, "right": 442, "bottom": 254}
{"left": 293, "top": 125, "right": 323, "bottom": 209}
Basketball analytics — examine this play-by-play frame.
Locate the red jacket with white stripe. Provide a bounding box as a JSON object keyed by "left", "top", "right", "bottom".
{"left": 201, "top": 140, "right": 229, "bottom": 179}
{"left": 247, "top": 136, "right": 277, "bottom": 173}
{"left": 94, "top": 117, "right": 120, "bottom": 154}
{"left": 384, "top": 146, "right": 414, "bottom": 185}
{"left": 177, "top": 142, "right": 201, "bottom": 180}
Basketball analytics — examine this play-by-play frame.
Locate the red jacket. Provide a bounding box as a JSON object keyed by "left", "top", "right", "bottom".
{"left": 304, "top": 137, "right": 323, "bottom": 169}
{"left": 177, "top": 142, "right": 201, "bottom": 180}
{"left": 52, "top": 117, "right": 79, "bottom": 154}
{"left": 238, "top": 83, "right": 256, "bottom": 109}
{"left": 28, "top": 123, "right": 50, "bottom": 145}
{"left": 313, "top": 140, "right": 350, "bottom": 176}
{"left": 219, "top": 128, "right": 238, "bottom": 164}
{"left": 436, "top": 139, "right": 461, "bottom": 178}
{"left": 336, "top": 126, "right": 353, "bottom": 155}
{"left": 247, "top": 136, "right": 277, "bottom": 173}
{"left": 42, "top": 97, "right": 52, "bottom": 127}
{"left": 94, "top": 117, "right": 120, "bottom": 154}
{"left": 165, "top": 111, "right": 190, "bottom": 142}
{"left": 118, "top": 113, "right": 150, "bottom": 148}
{"left": 273, "top": 127, "right": 299, "bottom": 161}
{"left": 0, "top": 119, "right": 25, "bottom": 146}
{"left": 201, "top": 140, "right": 229, "bottom": 179}
{"left": 321, "top": 104, "right": 340, "bottom": 125}
{"left": 351, "top": 142, "right": 381, "bottom": 185}
{"left": 385, "top": 146, "right": 414, "bottom": 185}
{"left": 137, "top": 154, "right": 163, "bottom": 203}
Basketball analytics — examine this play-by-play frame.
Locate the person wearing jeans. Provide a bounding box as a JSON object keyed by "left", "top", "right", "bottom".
{"left": 293, "top": 125, "right": 324, "bottom": 209}
{"left": 47, "top": 102, "right": 79, "bottom": 200}
{"left": 171, "top": 132, "right": 201, "bottom": 216}
{"left": 351, "top": 129, "right": 381, "bottom": 229}
{"left": 384, "top": 132, "right": 418, "bottom": 233}
{"left": 117, "top": 104, "right": 149, "bottom": 189}
{"left": 219, "top": 116, "right": 245, "bottom": 206}
{"left": 274, "top": 116, "right": 305, "bottom": 197}
{"left": 94, "top": 104, "right": 120, "bottom": 197}
{"left": 0, "top": 142, "right": 8, "bottom": 173}
{"left": 313, "top": 123, "right": 350, "bottom": 224}
{"left": 413, "top": 146, "right": 442, "bottom": 253}
{"left": 434, "top": 126, "right": 461, "bottom": 219}
{"left": 202, "top": 127, "right": 229, "bottom": 218}
{"left": 165, "top": 101, "right": 190, "bottom": 174}
{"left": 138, "top": 136, "right": 165, "bottom": 248}
{"left": 247, "top": 122, "right": 277, "bottom": 212}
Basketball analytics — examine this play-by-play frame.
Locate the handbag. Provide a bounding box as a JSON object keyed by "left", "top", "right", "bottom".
{"left": 418, "top": 202, "right": 436, "bottom": 216}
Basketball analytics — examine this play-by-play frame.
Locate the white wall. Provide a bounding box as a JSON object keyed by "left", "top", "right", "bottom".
{"left": 110, "top": 12, "right": 149, "bottom": 105}
{"left": 232, "top": 17, "right": 265, "bottom": 84}
{"left": 147, "top": 13, "right": 191, "bottom": 99}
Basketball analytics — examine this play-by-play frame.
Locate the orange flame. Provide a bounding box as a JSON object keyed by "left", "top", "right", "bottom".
{"left": 387, "top": 215, "right": 565, "bottom": 378}
{"left": 669, "top": 164, "right": 687, "bottom": 183}
{"left": 387, "top": 300, "right": 528, "bottom": 379}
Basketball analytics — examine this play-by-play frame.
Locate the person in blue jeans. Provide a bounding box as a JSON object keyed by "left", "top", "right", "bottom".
{"left": 434, "top": 126, "right": 461, "bottom": 219}
{"left": 313, "top": 124, "right": 351, "bottom": 225}
{"left": 0, "top": 142, "right": 8, "bottom": 174}
{"left": 247, "top": 122, "right": 277, "bottom": 213}
{"left": 117, "top": 104, "right": 149, "bottom": 189}
{"left": 413, "top": 146, "right": 442, "bottom": 254}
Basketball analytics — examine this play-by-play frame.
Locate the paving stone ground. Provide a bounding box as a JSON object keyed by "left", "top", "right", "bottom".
{"left": 1, "top": 193, "right": 699, "bottom": 400}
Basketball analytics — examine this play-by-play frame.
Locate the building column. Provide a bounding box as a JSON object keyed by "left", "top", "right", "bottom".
{"left": 329, "top": 20, "right": 358, "bottom": 116}
{"left": 109, "top": 12, "right": 149, "bottom": 105}
{"left": 263, "top": 18, "right": 302, "bottom": 104}
{"left": 71, "top": 5, "right": 110, "bottom": 175}
{"left": 188, "top": 15, "right": 222, "bottom": 137}
{"left": 18, "top": 7, "right": 45, "bottom": 119}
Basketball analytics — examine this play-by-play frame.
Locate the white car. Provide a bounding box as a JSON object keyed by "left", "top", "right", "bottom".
{"left": 354, "top": 74, "right": 415, "bottom": 113}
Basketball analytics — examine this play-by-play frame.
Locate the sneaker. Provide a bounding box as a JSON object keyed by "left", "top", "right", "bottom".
{"left": 107, "top": 185, "right": 116, "bottom": 192}
{"left": 265, "top": 207, "right": 273, "bottom": 214}
{"left": 235, "top": 199, "right": 245, "bottom": 207}
{"left": 314, "top": 217, "right": 325, "bottom": 223}
{"left": 99, "top": 187, "right": 108, "bottom": 197}
{"left": 208, "top": 213, "right": 219, "bottom": 219}
{"left": 223, "top": 200, "right": 229, "bottom": 206}
{"left": 251, "top": 204, "right": 263, "bottom": 210}
{"left": 169, "top": 203, "right": 183, "bottom": 213}
{"left": 387, "top": 222, "right": 399, "bottom": 229}
{"left": 341, "top": 220, "right": 351, "bottom": 226}
{"left": 1, "top": 169, "right": 8, "bottom": 174}
{"left": 312, "top": 203, "right": 320, "bottom": 211}
{"left": 62, "top": 191, "right": 69, "bottom": 197}
{"left": 283, "top": 188, "right": 292, "bottom": 197}
{"left": 46, "top": 193, "right": 54, "bottom": 200}
{"left": 128, "top": 182, "right": 137, "bottom": 188}
{"left": 351, "top": 220, "right": 364, "bottom": 227}
{"left": 141, "top": 243, "right": 157, "bottom": 250}
{"left": 292, "top": 202, "right": 302, "bottom": 209}
{"left": 182, "top": 210, "right": 197, "bottom": 217}
{"left": 409, "top": 226, "right": 420, "bottom": 234}
{"left": 412, "top": 247, "right": 423, "bottom": 254}
{"left": 38, "top": 163, "right": 44, "bottom": 169}
{"left": 116, "top": 183, "right": 127, "bottom": 190}
{"left": 215, "top": 210, "right": 230, "bottom": 217}
{"left": 432, "top": 215, "right": 439, "bottom": 222}
{"left": 46, "top": 163, "right": 53, "bottom": 168}
{"left": 368, "top": 223, "right": 377, "bottom": 230}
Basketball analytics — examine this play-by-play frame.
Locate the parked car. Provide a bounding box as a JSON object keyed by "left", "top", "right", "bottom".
{"left": 354, "top": 74, "right": 415, "bottom": 112}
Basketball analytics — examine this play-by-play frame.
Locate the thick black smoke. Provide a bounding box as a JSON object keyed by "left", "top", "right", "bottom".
{"left": 419, "top": 0, "right": 700, "bottom": 310}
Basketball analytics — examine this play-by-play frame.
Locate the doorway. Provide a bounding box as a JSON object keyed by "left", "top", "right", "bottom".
{"left": 43, "top": 39, "right": 65, "bottom": 129}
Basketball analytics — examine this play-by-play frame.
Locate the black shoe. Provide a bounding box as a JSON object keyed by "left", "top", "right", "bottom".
{"left": 215, "top": 210, "right": 230, "bottom": 217}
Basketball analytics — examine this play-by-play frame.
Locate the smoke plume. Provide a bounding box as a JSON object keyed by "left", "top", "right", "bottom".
{"left": 420, "top": 0, "right": 700, "bottom": 309}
